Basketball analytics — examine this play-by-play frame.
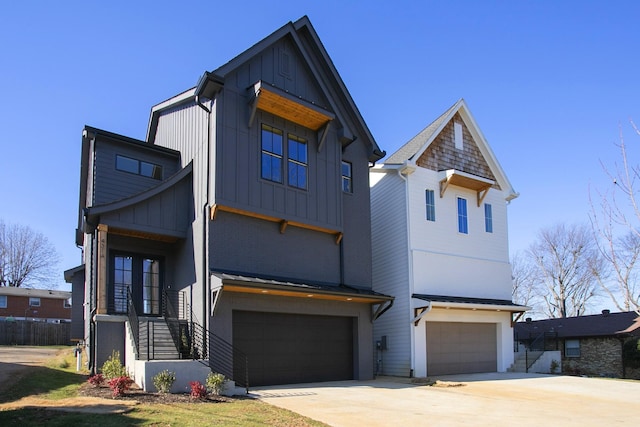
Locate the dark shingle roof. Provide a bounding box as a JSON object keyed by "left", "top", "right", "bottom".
{"left": 514, "top": 311, "right": 640, "bottom": 339}
{"left": 384, "top": 100, "right": 460, "bottom": 164}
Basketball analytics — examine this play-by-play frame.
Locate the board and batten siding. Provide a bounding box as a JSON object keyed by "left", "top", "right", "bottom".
{"left": 153, "top": 101, "right": 210, "bottom": 212}
{"left": 407, "top": 167, "right": 512, "bottom": 300}
{"left": 92, "top": 139, "right": 179, "bottom": 206}
{"left": 370, "top": 169, "right": 413, "bottom": 376}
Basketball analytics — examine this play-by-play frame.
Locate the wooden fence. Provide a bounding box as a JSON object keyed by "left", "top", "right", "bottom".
{"left": 0, "top": 321, "right": 71, "bottom": 346}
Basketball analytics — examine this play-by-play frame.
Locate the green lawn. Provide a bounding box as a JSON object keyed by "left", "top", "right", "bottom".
{"left": 0, "top": 347, "right": 327, "bottom": 427}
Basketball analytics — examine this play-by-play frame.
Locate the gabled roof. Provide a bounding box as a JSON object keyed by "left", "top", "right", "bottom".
{"left": 146, "top": 16, "right": 385, "bottom": 162}
{"left": 384, "top": 99, "right": 518, "bottom": 200}
{"left": 514, "top": 310, "right": 640, "bottom": 339}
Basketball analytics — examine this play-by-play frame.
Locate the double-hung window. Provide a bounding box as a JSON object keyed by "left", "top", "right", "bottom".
{"left": 261, "top": 124, "right": 284, "bottom": 183}
{"left": 0, "top": 295, "right": 6, "bottom": 308}
{"left": 565, "top": 339, "right": 580, "bottom": 357}
{"left": 425, "top": 189, "right": 436, "bottom": 221}
{"left": 484, "top": 203, "right": 493, "bottom": 233}
{"left": 287, "top": 134, "right": 307, "bottom": 189}
{"left": 457, "top": 197, "right": 468, "bottom": 234}
{"left": 342, "top": 162, "right": 352, "bottom": 193}
{"left": 29, "top": 297, "right": 41, "bottom": 307}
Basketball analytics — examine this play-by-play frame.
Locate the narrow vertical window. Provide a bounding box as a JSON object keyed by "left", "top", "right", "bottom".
{"left": 342, "top": 161, "right": 352, "bottom": 193}
{"left": 261, "top": 124, "right": 283, "bottom": 183}
{"left": 0, "top": 295, "right": 6, "bottom": 308}
{"left": 113, "top": 256, "right": 133, "bottom": 314}
{"left": 142, "top": 259, "right": 160, "bottom": 315}
{"left": 425, "top": 189, "right": 435, "bottom": 221}
{"left": 484, "top": 203, "right": 493, "bottom": 233}
{"left": 454, "top": 122, "right": 463, "bottom": 150}
{"left": 457, "top": 197, "right": 468, "bottom": 234}
{"left": 287, "top": 134, "right": 307, "bottom": 189}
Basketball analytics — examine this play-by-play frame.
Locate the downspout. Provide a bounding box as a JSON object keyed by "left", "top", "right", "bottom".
{"left": 90, "top": 228, "right": 98, "bottom": 375}
{"left": 196, "top": 95, "right": 212, "bottom": 347}
{"left": 397, "top": 161, "right": 416, "bottom": 375}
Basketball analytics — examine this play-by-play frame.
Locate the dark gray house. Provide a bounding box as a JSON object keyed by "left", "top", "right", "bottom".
{"left": 66, "top": 16, "right": 392, "bottom": 391}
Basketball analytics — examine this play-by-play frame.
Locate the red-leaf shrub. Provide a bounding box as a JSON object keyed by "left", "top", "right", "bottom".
{"left": 189, "top": 381, "right": 207, "bottom": 399}
{"left": 108, "top": 376, "right": 134, "bottom": 397}
{"left": 87, "top": 373, "right": 104, "bottom": 387}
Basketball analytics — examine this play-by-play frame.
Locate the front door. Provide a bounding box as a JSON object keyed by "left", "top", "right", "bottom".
{"left": 110, "top": 254, "right": 162, "bottom": 315}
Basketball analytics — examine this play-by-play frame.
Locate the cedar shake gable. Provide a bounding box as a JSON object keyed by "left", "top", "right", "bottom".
{"left": 384, "top": 99, "right": 518, "bottom": 201}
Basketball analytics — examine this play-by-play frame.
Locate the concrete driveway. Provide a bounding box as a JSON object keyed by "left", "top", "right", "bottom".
{"left": 252, "top": 373, "right": 639, "bottom": 426}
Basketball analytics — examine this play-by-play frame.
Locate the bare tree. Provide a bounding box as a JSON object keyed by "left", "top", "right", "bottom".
{"left": 511, "top": 252, "right": 538, "bottom": 306}
{"left": 0, "top": 220, "right": 60, "bottom": 288}
{"left": 528, "top": 223, "right": 602, "bottom": 318}
{"left": 590, "top": 120, "right": 640, "bottom": 312}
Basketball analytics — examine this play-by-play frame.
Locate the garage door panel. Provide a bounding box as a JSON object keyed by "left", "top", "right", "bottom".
{"left": 233, "top": 311, "right": 354, "bottom": 386}
{"left": 426, "top": 322, "right": 497, "bottom": 376}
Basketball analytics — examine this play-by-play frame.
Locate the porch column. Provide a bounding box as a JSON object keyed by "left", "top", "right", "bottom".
{"left": 96, "top": 224, "right": 109, "bottom": 314}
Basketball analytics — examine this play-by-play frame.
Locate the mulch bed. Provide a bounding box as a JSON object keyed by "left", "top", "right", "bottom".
{"left": 79, "top": 381, "right": 234, "bottom": 404}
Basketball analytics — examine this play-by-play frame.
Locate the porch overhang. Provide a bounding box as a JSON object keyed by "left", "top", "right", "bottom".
{"left": 248, "top": 80, "right": 335, "bottom": 131}
{"left": 438, "top": 169, "right": 495, "bottom": 207}
{"left": 215, "top": 272, "right": 392, "bottom": 304}
{"left": 412, "top": 294, "right": 529, "bottom": 327}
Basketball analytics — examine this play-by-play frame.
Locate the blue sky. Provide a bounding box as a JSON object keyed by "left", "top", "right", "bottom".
{"left": 1, "top": 1, "right": 639, "bottom": 313}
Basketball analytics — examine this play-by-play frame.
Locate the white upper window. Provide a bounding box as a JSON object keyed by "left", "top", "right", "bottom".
{"left": 454, "top": 122, "right": 463, "bottom": 150}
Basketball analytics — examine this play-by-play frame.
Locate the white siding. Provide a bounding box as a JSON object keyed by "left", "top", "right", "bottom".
{"left": 370, "top": 170, "right": 412, "bottom": 376}
{"left": 407, "top": 167, "right": 512, "bottom": 300}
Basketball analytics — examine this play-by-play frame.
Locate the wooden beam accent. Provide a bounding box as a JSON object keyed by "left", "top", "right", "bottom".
{"left": 439, "top": 175, "right": 452, "bottom": 198}
{"left": 96, "top": 224, "right": 108, "bottom": 315}
{"left": 223, "top": 283, "right": 388, "bottom": 304}
{"left": 247, "top": 88, "right": 259, "bottom": 128}
{"left": 511, "top": 311, "right": 525, "bottom": 327}
{"left": 211, "top": 204, "right": 343, "bottom": 244}
{"left": 317, "top": 121, "right": 331, "bottom": 153}
{"left": 477, "top": 186, "right": 491, "bottom": 207}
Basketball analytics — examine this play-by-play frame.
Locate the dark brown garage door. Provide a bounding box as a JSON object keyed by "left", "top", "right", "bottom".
{"left": 233, "top": 310, "right": 354, "bottom": 386}
{"left": 426, "top": 322, "right": 497, "bottom": 375}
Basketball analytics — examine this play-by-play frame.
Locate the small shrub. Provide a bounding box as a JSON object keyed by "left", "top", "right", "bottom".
{"left": 153, "top": 369, "right": 176, "bottom": 393}
{"left": 550, "top": 359, "right": 560, "bottom": 374}
{"left": 205, "top": 372, "right": 226, "bottom": 395}
{"left": 189, "top": 381, "right": 207, "bottom": 399}
{"left": 101, "top": 350, "right": 128, "bottom": 380}
{"left": 108, "top": 376, "right": 134, "bottom": 398}
{"left": 87, "top": 373, "right": 105, "bottom": 387}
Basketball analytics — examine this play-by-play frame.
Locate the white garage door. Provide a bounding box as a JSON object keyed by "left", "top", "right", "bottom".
{"left": 426, "top": 322, "right": 497, "bottom": 375}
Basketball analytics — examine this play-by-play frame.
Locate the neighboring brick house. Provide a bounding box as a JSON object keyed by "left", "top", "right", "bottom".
{"left": 0, "top": 287, "right": 72, "bottom": 323}
{"left": 514, "top": 310, "right": 640, "bottom": 379}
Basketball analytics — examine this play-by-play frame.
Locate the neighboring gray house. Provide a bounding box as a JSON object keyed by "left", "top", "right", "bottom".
{"left": 65, "top": 16, "right": 392, "bottom": 390}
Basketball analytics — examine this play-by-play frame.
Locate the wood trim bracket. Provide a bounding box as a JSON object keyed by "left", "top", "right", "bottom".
{"left": 211, "top": 204, "right": 343, "bottom": 244}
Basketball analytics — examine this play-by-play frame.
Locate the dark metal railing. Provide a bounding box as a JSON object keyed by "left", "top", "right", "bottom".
{"left": 162, "top": 290, "right": 189, "bottom": 358}
{"left": 124, "top": 289, "right": 249, "bottom": 390}
{"left": 515, "top": 331, "right": 559, "bottom": 372}
{"left": 187, "top": 302, "right": 249, "bottom": 390}
{"left": 127, "top": 288, "right": 140, "bottom": 354}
